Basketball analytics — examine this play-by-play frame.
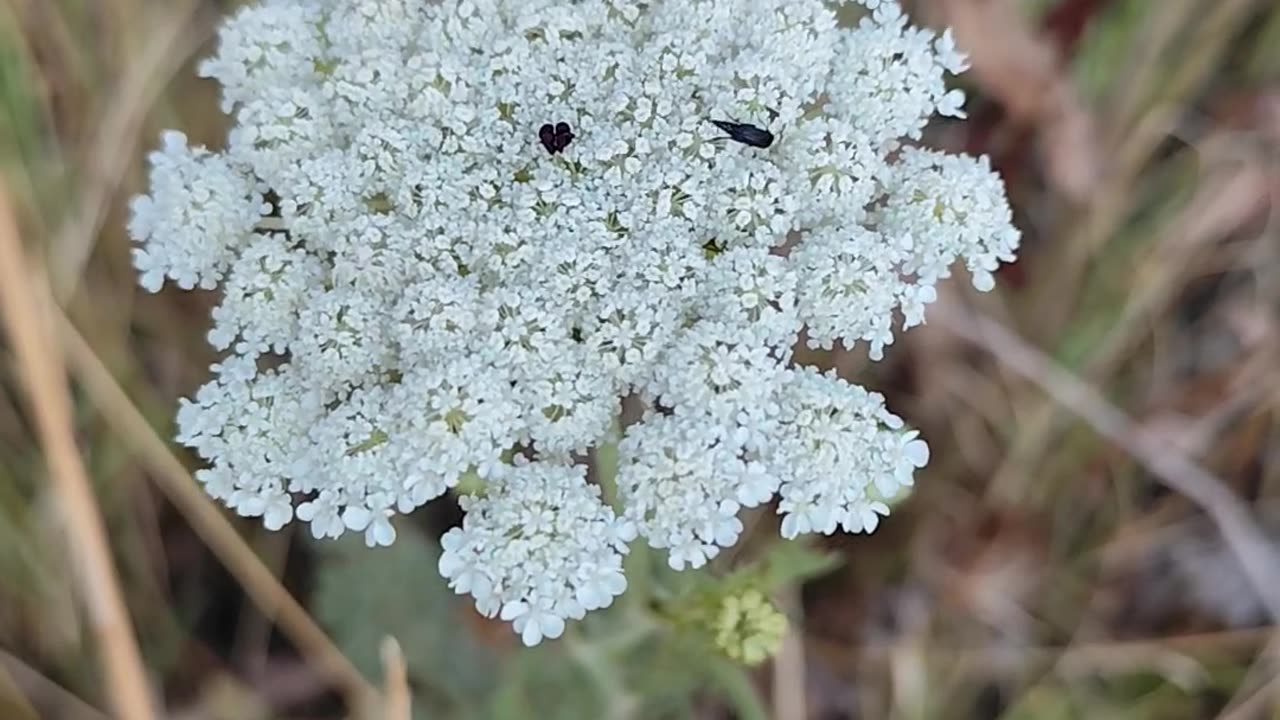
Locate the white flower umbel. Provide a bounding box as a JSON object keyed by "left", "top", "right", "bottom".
{"left": 129, "top": 131, "right": 265, "bottom": 292}
{"left": 771, "top": 367, "right": 929, "bottom": 538}
{"left": 438, "top": 461, "right": 634, "bottom": 645}
{"left": 132, "top": 0, "right": 1020, "bottom": 644}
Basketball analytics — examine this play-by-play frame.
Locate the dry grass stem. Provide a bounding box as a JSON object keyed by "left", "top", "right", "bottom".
{"left": 55, "top": 310, "right": 378, "bottom": 711}
{"left": 0, "top": 649, "right": 110, "bottom": 720}
{"left": 0, "top": 185, "right": 157, "bottom": 718}
{"left": 935, "top": 301, "right": 1280, "bottom": 622}
{"left": 50, "top": 0, "right": 209, "bottom": 304}
{"left": 772, "top": 587, "right": 806, "bottom": 720}
{"left": 380, "top": 637, "right": 411, "bottom": 720}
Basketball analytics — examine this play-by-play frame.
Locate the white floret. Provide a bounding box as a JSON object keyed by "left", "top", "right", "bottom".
{"left": 129, "top": 131, "right": 264, "bottom": 292}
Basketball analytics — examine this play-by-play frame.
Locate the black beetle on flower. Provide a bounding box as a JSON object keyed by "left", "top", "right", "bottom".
{"left": 707, "top": 118, "right": 774, "bottom": 148}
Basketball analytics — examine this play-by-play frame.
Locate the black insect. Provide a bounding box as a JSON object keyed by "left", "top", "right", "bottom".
{"left": 707, "top": 118, "right": 774, "bottom": 149}
{"left": 539, "top": 121, "right": 575, "bottom": 154}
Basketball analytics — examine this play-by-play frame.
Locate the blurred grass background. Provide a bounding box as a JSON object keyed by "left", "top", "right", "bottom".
{"left": 2, "top": 0, "right": 1280, "bottom": 718}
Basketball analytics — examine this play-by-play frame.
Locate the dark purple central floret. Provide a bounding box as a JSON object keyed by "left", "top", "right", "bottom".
{"left": 538, "top": 122, "right": 575, "bottom": 154}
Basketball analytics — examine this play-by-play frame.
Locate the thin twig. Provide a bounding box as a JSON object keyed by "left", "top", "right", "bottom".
{"left": 379, "top": 637, "right": 411, "bottom": 720}
{"left": 0, "top": 649, "right": 110, "bottom": 720}
{"left": 772, "top": 587, "right": 807, "bottom": 720}
{"left": 0, "top": 187, "right": 157, "bottom": 718}
{"left": 1024, "top": 0, "right": 1259, "bottom": 342}
{"left": 50, "top": 0, "right": 210, "bottom": 304}
{"left": 0, "top": 662, "right": 38, "bottom": 720}
{"left": 55, "top": 311, "right": 378, "bottom": 711}
{"left": 992, "top": 142, "right": 1272, "bottom": 500}
{"left": 835, "top": 625, "right": 1275, "bottom": 656}
{"left": 1216, "top": 637, "right": 1280, "bottom": 720}
{"left": 932, "top": 301, "right": 1280, "bottom": 622}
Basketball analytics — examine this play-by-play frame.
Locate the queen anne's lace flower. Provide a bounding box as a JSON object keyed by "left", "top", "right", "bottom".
{"left": 132, "top": 0, "right": 1019, "bottom": 645}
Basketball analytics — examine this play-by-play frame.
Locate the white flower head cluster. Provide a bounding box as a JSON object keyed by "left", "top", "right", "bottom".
{"left": 132, "top": 0, "right": 1018, "bottom": 645}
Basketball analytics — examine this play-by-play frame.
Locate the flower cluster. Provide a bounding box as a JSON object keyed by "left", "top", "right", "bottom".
{"left": 712, "top": 590, "right": 788, "bottom": 665}
{"left": 132, "top": 0, "right": 1019, "bottom": 645}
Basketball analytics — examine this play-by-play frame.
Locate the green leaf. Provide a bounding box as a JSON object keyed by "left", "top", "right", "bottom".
{"left": 754, "top": 539, "right": 843, "bottom": 592}
{"left": 704, "top": 656, "right": 769, "bottom": 720}
{"left": 487, "top": 645, "right": 605, "bottom": 720}
{"left": 312, "top": 529, "right": 497, "bottom": 719}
